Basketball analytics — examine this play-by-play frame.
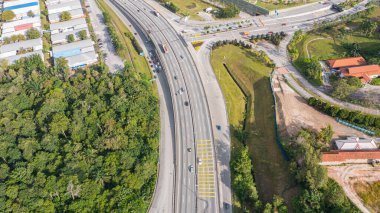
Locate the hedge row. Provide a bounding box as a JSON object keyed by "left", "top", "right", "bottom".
{"left": 125, "top": 32, "right": 143, "bottom": 55}
{"left": 102, "top": 11, "right": 124, "bottom": 56}
{"left": 308, "top": 97, "right": 380, "bottom": 134}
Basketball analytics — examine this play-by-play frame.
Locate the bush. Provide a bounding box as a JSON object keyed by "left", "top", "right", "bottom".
{"left": 307, "top": 97, "right": 380, "bottom": 131}
{"left": 67, "top": 34, "right": 75, "bottom": 43}
{"left": 215, "top": 3, "right": 240, "bottom": 18}
{"left": 78, "top": 30, "right": 87, "bottom": 40}
{"left": 26, "top": 28, "right": 41, "bottom": 39}
{"left": 287, "top": 30, "right": 304, "bottom": 60}
{"left": 27, "top": 10, "right": 35, "bottom": 17}
{"left": 370, "top": 77, "right": 380, "bottom": 85}
{"left": 59, "top": 11, "right": 71, "bottom": 21}
{"left": 164, "top": 2, "right": 179, "bottom": 13}
{"left": 2, "top": 10, "right": 15, "bottom": 21}
{"left": 295, "top": 57, "right": 323, "bottom": 85}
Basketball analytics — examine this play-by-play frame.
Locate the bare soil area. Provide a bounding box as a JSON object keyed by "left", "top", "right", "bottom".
{"left": 273, "top": 73, "right": 368, "bottom": 139}
{"left": 328, "top": 165, "right": 380, "bottom": 213}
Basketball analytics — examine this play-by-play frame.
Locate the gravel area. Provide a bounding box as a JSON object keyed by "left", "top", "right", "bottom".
{"left": 88, "top": 0, "right": 124, "bottom": 72}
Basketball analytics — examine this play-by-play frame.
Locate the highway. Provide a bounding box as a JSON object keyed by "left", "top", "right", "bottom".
{"left": 109, "top": 0, "right": 219, "bottom": 212}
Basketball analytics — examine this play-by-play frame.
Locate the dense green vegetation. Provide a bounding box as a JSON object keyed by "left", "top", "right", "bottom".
{"left": 215, "top": 3, "right": 240, "bottom": 19}
{"left": 211, "top": 43, "right": 296, "bottom": 212}
{"left": 163, "top": 2, "right": 179, "bottom": 13}
{"left": 250, "top": 32, "right": 287, "bottom": 46}
{"left": 285, "top": 128, "right": 359, "bottom": 212}
{"left": 0, "top": 55, "right": 159, "bottom": 212}
{"left": 308, "top": 97, "right": 380, "bottom": 135}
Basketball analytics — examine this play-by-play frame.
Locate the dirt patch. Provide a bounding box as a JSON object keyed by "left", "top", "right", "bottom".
{"left": 273, "top": 73, "right": 368, "bottom": 139}
{"left": 327, "top": 165, "right": 380, "bottom": 213}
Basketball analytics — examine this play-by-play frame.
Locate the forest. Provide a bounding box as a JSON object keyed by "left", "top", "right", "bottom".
{"left": 0, "top": 55, "right": 159, "bottom": 212}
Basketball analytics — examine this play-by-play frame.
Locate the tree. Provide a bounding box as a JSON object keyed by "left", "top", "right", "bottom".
{"left": 78, "top": 30, "right": 87, "bottom": 40}
{"left": 361, "top": 20, "right": 378, "bottom": 36}
{"left": 67, "top": 34, "right": 75, "bottom": 43}
{"left": 2, "top": 10, "right": 16, "bottom": 21}
{"left": 26, "top": 28, "right": 41, "bottom": 39}
{"left": 331, "top": 78, "right": 359, "bottom": 99}
{"left": 0, "top": 54, "right": 160, "bottom": 212}
{"left": 215, "top": 3, "right": 240, "bottom": 18}
{"left": 27, "top": 10, "right": 35, "bottom": 17}
{"left": 59, "top": 11, "right": 71, "bottom": 21}
{"left": 319, "top": 124, "right": 333, "bottom": 144}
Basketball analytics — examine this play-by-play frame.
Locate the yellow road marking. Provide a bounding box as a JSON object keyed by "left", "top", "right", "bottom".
{"left": 198, "top": 192, "right": 215, "bottom": 194}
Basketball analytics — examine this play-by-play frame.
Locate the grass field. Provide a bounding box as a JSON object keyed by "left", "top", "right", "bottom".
{"left": 96, "top": 0, "right": 151, "bottom": 76}
{"left": 211, "top": 45, "right": 298, "bottom": 210}
{"left": 354, "top": 181, "right": 380, "bottom": 212}
{"left": 297, "top": 7, "right": 380, "bottom": 61}
{"left": 168, "top": 0, "right": 214, "bottom": 20}
{"left": 256, "top": 0, "right": 318, "bottom": 11}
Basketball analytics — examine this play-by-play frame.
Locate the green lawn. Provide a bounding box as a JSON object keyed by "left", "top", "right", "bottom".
{"left": 297, "top": 7, "right": 380, "bottom": 61}
{"left": 96, "top": 0, "right": 151, "bottom": 77}
{"left": 256, "top": 0, "right": 318, "bottom": 11}
{"left": 211, "top": 45, "right": 298, "bottom": 210}
{"left": 168, "top": 0, "right": 214, "bottom": 20}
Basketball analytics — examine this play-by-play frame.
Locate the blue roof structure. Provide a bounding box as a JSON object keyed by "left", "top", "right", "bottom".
{"left": 3, "top": 2, "right": 38, "bottom": 11}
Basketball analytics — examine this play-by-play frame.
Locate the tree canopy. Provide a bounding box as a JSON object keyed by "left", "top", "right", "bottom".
{"left": 0, "top": 55, "right": 159, "bottom": 212}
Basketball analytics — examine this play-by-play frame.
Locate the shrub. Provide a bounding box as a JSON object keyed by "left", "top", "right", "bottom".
{"left": 307, "top": 97, "right": 380, "bottom": 131}
{"left": 67, "top": 34, "right": 75, "bottom": 43}
{"left": 78, "top": 30, "right": 87, "bottom": 40}
{"left": 26, "top": 28, "right": 41, "bottom": 39}
{"left": 2, "top": 10, "right": 16, "bottom": 21}
{"left": 59, "top": 11, "right": 71, "bottom": 21}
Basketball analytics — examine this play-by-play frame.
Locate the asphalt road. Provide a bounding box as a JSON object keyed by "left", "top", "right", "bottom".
{"left": 109, "top": 0, "right": 219, "bottom": 212}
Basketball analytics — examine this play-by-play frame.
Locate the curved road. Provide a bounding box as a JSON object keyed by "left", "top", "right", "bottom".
{"left": 110, "top": 0, "right": 219, "bottom": 212}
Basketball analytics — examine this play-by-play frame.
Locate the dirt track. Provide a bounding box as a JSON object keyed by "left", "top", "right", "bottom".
{"left": 328, "top": 165, "right": 380, "bottom": 213}
{"left": 273, "top": 73, "right": 368, "bottom": 139}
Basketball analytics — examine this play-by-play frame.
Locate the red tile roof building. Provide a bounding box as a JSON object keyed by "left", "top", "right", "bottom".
{"left": 327, "top": 57, "right": 367, "bottom": 69}
{"left": 340, "top": 65, "right": 380, "bottom": 83}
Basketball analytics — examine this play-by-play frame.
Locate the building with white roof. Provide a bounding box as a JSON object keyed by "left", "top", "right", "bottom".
{"left": 47, "top": 0, "right": 82, "bottom": 14}
{"left": 45, "top": 0, "right": 75, "bottom": 6}
{"left": 52, "top": 39, "right": 97, "bottom": 68}
{"left": 4, "top": 50, "right": 44, "bottom": 64}
{"left": 52, "top": 39, "right": 94, "bottom": 58}
{"left": 49, "top": 18, "right": 87, "bottom": 35}
{"left": 3, "top": 0, "right": 40, "bottom": 19}
{"left": 51, "top": 28, "right": 89, "bottom": 44}
{"left": 0, "top": 38, "right": 42, "bottom": 59}
{"left": 65, "top": 51, "right": 97, "bottom": 68}
{"left": 48, "top": 8, "right": 84, "bottom": 23}
{"left": 1, "top": 16, "right": 41, "bottom": 39}
{"left": 334, "top": 137, "right": 378, "bottom": 151}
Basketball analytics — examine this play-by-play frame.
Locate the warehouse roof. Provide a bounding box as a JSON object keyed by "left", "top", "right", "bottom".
{"left": 49, "top": 18, "right": 87, "bottom": 31}
{"left": 2, "top": 16, "right": 40, "bottom": 29}
{"left": 48, "top": 8, "right": 84, "bottom": 22}
{"left": 52, "top": 39, "right": 93, "bottom": 53}
{"left": 51, "top": 28, "right": 88, "bottom": 43}
{"left": 65, "top": 51, "right": 97, "bottom": 67}
{"left": 4, "top": 50, "right": 43, "bottom": 63}
{"left": 0, "top": 38, "right": 42, "bottom": 53}
{"left": 47, "top": 0, "right": 81, "bottom": 14}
